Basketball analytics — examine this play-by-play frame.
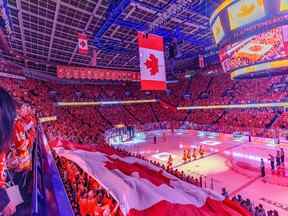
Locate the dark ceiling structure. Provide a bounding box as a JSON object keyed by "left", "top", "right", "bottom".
{"left": 0, "top": 0, "right": 221, "bottom": 77}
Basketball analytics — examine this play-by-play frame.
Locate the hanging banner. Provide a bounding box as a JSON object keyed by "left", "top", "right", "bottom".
{"left": 138, "top": 32, "right": 166, "bottom": 90}
{"left": 199, "top": 55, "right": 205, "bottom": 68}
{"left": 78, "top": 33, "right": 88, "bottom": 55}
{"left": 57, "top": 65, "right": 140, "bottom": 81}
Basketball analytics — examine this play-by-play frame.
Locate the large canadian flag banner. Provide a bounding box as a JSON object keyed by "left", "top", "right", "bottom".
{"left": 138, "top": 32, "right": 167, "bottom": 91}
{"left": 50, "top": 139, "right": 250, "bottom": 216}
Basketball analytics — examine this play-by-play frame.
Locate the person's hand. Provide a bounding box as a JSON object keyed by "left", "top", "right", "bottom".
{"left": 1, "top": 201, "right": 16, "bottom": 216}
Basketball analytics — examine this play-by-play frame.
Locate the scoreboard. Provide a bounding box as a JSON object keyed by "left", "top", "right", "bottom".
{"left": 210, "top": 0, "right": 288, "bottom": 79}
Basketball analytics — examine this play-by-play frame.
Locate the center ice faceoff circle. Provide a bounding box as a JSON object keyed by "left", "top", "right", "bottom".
{"left": 200, "top": 140, "right": 221, "bottom": 146}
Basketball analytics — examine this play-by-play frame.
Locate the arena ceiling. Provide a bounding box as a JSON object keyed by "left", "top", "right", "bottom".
{"left": 1, "top": 0, "right": 220, "bottom": 77}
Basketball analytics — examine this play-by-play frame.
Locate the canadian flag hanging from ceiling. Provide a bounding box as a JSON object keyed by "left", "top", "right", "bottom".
{"left": 138, "top": 32, "right": 166, "bottom": 90}
{"left": 78, "top": 33, "right": 88, "bottom": 55}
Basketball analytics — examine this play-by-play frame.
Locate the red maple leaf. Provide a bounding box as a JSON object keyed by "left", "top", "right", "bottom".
{"left": 80, "top": 40, "right": 87, "bottom": 48}
{"left": 144, "top": 54, "right": 159, "bottom": 76}
{"left": 249, "top": 45, "right": 262, "bottom": 52}
{"left": 105, "top": 157, "right": 171, "bottom": 187}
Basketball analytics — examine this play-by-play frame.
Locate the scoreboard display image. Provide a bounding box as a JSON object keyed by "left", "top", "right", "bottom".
{"left": 219, "top": 25, "right": 288, "bottom": 78}
{"left": 212, "top": 17, "right": 225, "bottom": 44}
{"left": 280, "top": 0, "right": 288, "bottom": 12}
{"left": 227, "top": 0, "right": 266, "bottom": 30}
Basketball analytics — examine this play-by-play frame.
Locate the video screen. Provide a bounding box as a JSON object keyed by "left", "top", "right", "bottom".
{"left": 220, "top": 25, "right": 288, "bottom": 73}
{"left": 280, "top": 0, "right": 288, "bottom": 12}
{"left": 212, "top": 17, "right": 225, "bottom": 44}
{"left": 228, "top": 0, "right": 266, "bottom": 30}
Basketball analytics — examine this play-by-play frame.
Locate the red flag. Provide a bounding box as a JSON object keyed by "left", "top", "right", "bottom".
{"left": 51, "top": 139, "right": 249, "bottom": 216}
{"left": 78, "top": 33, "right": 88, "bottom": 55}
{"left": 138, "top": 32, "right": 166, "bottom": 90}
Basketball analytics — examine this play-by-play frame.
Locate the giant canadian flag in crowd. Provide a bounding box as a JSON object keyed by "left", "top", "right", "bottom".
{"left": 51, "top": 139, "right": 250, "bottom": 216}
{"left": 138, "top": 32, "right": 167, "bottom": 91}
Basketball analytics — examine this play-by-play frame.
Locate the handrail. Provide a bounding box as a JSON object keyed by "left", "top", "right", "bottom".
{"left": 31, "top": 125, "right": 74, "bottom": 216}
{"left": 31, "top": 127, "right": 39, "bottom": 215}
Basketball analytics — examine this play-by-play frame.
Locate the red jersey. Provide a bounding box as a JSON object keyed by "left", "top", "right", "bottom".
{"left": 9, "top": 118, "right": 31, "bottom": 171}
{"left": 79, "top": 197, "right": 88, "bottom": 216}
{"left": 94, "top": 205, "right": 104, "bottom": 216}
{"left": 103, "top": 196, "right": 113, "bottom": 212}
{"left": 0, "top": 153, "right": 6, "bottom": 188}
{"left": 87, "top": 198, "right": 97, "bottom": 216}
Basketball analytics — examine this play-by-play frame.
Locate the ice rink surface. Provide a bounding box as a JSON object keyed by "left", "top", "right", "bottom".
{"left": 109, "top": 129, "right": 288, "bottom": 215}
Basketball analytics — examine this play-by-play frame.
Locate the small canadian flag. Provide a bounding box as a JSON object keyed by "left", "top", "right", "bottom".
{"left": 78, "top": 33, "right": 88, "bottom": 55}
{"left": 199, "top": 55, "right": 205, "bottom": 68}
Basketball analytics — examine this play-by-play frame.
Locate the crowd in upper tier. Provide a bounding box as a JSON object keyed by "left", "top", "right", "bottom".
{"left": 2, "top": 69, "right": 288, "bottom": 143}
{"left": 2, "top": 66, "right": 288, "bottom": 215}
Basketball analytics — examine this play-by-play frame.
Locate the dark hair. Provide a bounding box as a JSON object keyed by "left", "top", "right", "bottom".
{"left": 0, "top": 87, "right": 16, "bottom": 152}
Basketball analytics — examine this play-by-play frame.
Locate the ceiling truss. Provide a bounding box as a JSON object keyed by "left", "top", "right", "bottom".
{"left": 3, "top": 0, "right": 220, "bottom": 76}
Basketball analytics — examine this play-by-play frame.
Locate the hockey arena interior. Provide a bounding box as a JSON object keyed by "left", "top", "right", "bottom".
{"left": 1, "top": 0, "right": 288, "bottom": 215}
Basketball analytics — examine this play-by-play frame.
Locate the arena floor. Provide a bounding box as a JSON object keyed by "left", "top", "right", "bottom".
{"left": 109, "top": 129, "right": 288, "bottom": 215}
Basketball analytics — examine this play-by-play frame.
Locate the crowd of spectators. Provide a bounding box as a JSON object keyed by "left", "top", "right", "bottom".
{"left": 231, "top": 194, "right": 279, "bottom": 216}
{"left": 2, "top": 69, "right": 288, "bottom": 142}
{"left": 52, "top": 144, "right": 205, "bottom": 216}
{"left": 2, "top": 69, "right": 288, "bottom": 215}
{"left": 52, "top": 139, "right": 284, "bottom": 216}
{"left": 54, "top": 153, "right": 121, "bottom": 216}
{"left": 184, "top": 72, "right": 288, "bottom": 137}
